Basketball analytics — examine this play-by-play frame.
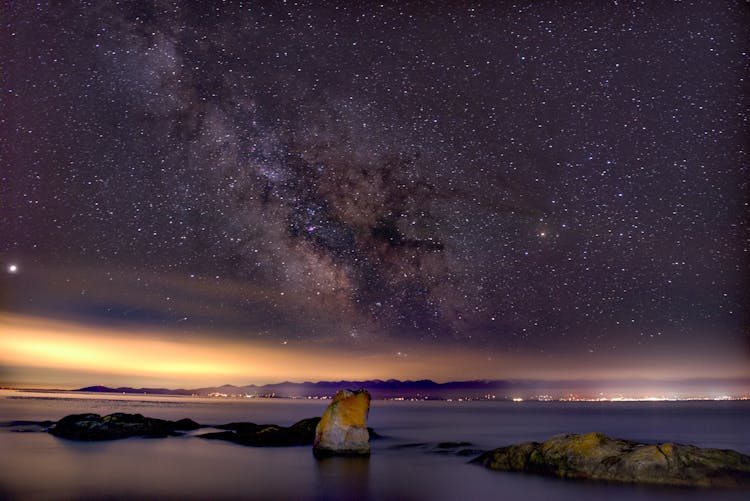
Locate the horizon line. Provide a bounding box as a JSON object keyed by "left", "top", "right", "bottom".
{"left": 5, "top": 375, "right": 750, "bottom": 392}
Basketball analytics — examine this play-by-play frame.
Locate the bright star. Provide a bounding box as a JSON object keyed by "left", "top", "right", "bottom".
{"left": 8, "top": 264, "right": 18, "bottom": 274}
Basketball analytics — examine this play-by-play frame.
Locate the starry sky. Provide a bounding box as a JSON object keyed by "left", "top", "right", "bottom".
{"left": 1, "top": 1, "right": 749, "bottom": 387}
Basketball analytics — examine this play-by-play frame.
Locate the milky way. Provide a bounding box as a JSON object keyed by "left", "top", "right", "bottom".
{"left": 2, "top": 1, "right": 748, "bottom": 357}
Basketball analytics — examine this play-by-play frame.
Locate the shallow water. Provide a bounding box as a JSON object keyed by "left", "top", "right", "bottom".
{"left": 1, "top": 390, "right": 748, "bottom": 500}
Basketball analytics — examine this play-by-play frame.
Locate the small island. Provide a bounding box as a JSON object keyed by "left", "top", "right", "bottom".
{"left": 472, "top": 432, "right": 750, "bottom": 488}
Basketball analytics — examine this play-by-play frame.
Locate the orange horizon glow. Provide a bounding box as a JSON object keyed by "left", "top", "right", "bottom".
{"left": 1, "top": 312, "right": 749, "bottom": 389}
{"left": 0, "top": 313, "right": 414, "bottom": 387}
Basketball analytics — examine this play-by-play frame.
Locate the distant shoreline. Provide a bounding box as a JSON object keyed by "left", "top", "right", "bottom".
{"left": 4, "top": 387, "right": 749, "bottom": 403}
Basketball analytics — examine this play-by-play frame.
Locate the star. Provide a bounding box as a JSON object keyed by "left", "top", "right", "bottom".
{"left": 0, "top": 0, "right": 746, "bottom": 374}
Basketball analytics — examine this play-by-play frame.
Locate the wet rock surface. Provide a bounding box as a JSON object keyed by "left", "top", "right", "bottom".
{"left": 198, "top": 417, "right": 321, "bottom": 446}
{"left": 48, "top": 413, "right": 378, "bottom": 447}
{"left": 313, "top": 389, "right": 372, "bottom": 457}
{"left": 471, "top": 432, "right": 750, "bottom": 488}
{"left": 49, "top": 413, "right": 201, "bottom": 440}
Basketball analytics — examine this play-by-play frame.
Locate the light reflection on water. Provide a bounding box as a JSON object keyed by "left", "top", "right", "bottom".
{"left": 1, "top": 390, "right": 749, "bottom": 500}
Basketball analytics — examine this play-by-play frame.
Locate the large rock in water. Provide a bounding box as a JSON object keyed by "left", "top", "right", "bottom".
{"left": 471, "top": 432, "right": 750, "bottom": 487}
{"left": 313, "top": 389, "right": 371, "bottom": 457}
{"left": 49, "top": 413, "right": 200, "bottom": 440}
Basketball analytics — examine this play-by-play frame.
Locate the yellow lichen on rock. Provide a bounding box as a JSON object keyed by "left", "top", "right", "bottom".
{"left": 659, "top": 443, "right": 674, "bottom": 456}
{"left": 313, "top": 389, "right": 371, "bottom": 457}
{"left": 544, "top": 432, "right": 615, "bottom": 461}
{"left": 333, "top": 389, "right": 369, "bottom": 426}
{"left": 473, "top": 433, "right": 750, "bottom": 487}
{"left": 567, "top": 432, "right": 607, "bottom": 456}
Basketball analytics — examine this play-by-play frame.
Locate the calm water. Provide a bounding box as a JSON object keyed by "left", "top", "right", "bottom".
{"left": 1, "top": 390, "right": 749, "bottom": 500}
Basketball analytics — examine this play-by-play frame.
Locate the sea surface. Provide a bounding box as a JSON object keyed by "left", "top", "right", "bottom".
{"left": 1, "top": 390, "right": 748, "bottom": 500}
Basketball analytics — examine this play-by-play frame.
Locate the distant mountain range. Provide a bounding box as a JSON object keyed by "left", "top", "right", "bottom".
{"left": 76, "top": 380, "right": 506, "bottom": 400}
{"left": 75, "top": 376, "right": 750, "bottom": 400}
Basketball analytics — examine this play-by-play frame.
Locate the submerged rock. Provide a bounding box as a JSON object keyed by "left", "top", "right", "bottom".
{"left": 471, "top": 432, "right": 750, "bottom": 488}
{"left": 388, "top": 441, "right": 482, "bottom": 457}
{"left": 313, "top": 389, "right": 371, "bottom": 457}
{"left": 1, "top": 420, "right": 55, "bottom": 433}
{"left": 199, "top": 417, "right": 321, "bottom": 446}
{"left": 49, "top": 413, "right": 200, "bottom": 441}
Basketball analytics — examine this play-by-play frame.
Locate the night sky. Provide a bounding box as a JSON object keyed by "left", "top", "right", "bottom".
{"left": 1, "top": 1, "right": 749, "bottom": 387}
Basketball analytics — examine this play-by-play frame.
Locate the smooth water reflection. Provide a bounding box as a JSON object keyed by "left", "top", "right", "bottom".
{"left": 315, "top": 456, "right": 371, "bottom": 501}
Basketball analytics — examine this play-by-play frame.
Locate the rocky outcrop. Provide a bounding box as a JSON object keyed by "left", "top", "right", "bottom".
{"left": 49, "top": 413, "right": 201, "bottom": 440}
{"left": 48, "top": 412, "right": 379, "bottom": 447}
{"left": 471, "top": 432, "right": 750, "bottom": 488}
{"left": 313, "top": 389, "right": 371, "bottom": 457}
{"left": 198, "top": 417, "right": 321, "bottom": 446}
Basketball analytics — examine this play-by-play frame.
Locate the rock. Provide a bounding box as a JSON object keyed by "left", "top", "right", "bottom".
{"left": 313, "top": 389, "right": 371, "bottom": 457}
{"left": 1, "top": 420, "right": 54, "bottom": 433}
{"left": 367, "top": 426, "right": 382, "bottom": 439}
{"left": 173, "top": 418, "right": 202, "bottom": 431}
{"left": 48, "top": 410, "right": 380, "bottom": 449}
{"left": 199, "top": 417, "right": 321, "bottom": 446}
{"left": 436, "top": 441, "right": 473, "bottom": 449}
{"left": 387, "top": 441, "right": 482, "bottom": 457}
{"left": 49, "top": 413, "right": 201, "bottom": 441}
{"left": 433, "top": 442, "right": 483, "bottom": 457}
{"left": 471, "top": 432, "right": 750, "bottom": 488}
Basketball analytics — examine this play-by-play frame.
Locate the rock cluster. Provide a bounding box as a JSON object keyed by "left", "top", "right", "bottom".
{"left": 472, "top": 432, "right": 750, "bottom": 488}
{"left": 49, "top": 413, "right": 200, "bottom": 440}
{"left": 313, "top": 389, "right": 371, "bottom": 457}
{"left": 48, "top": 412, "right": 378, "bottom": 448}
{"left": 199, "top": 417, "right": 321, "bottom": 446}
